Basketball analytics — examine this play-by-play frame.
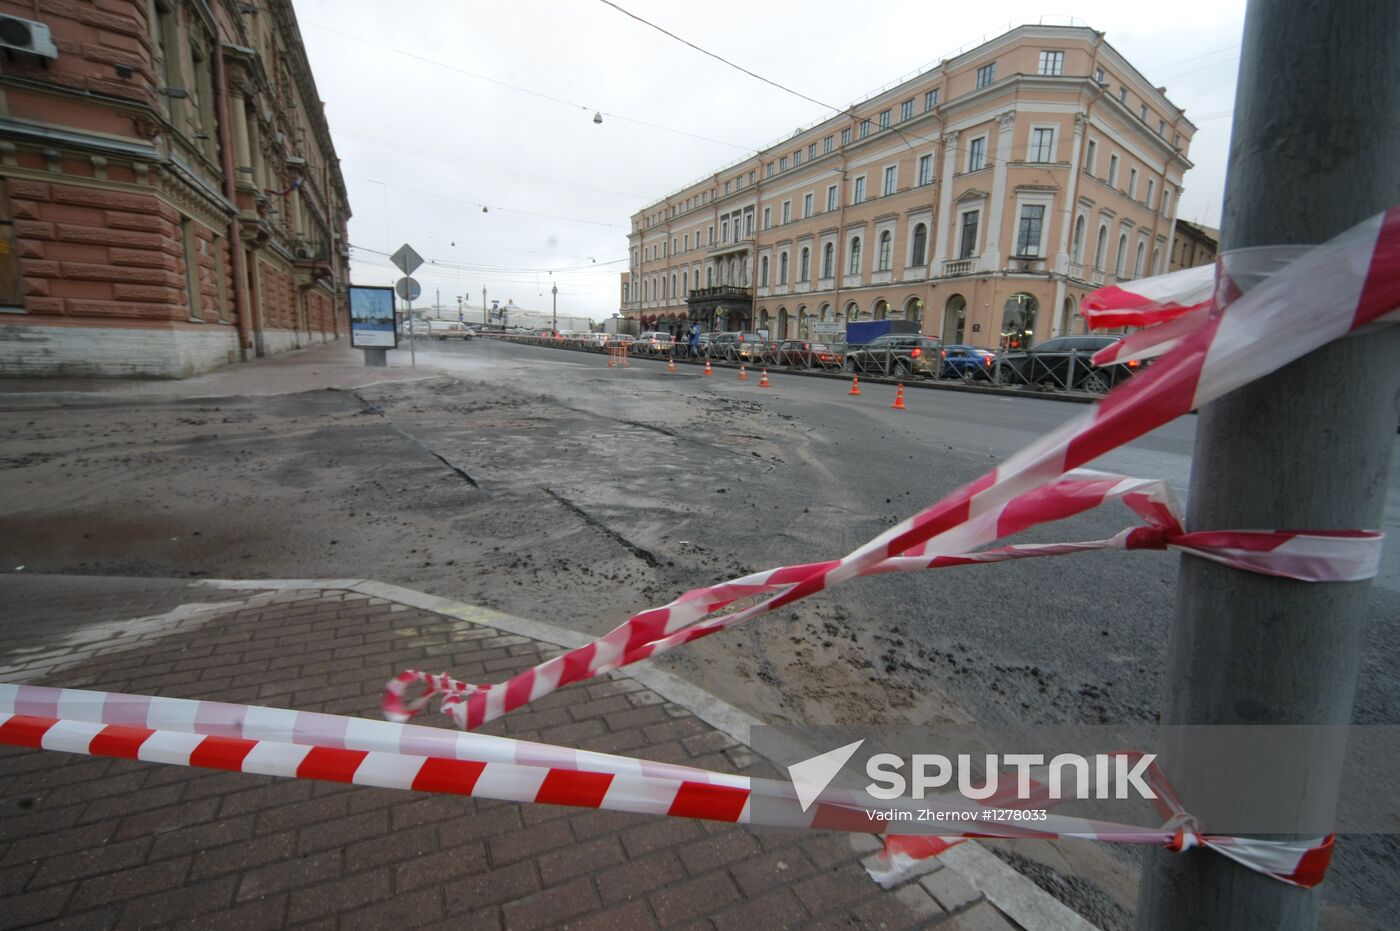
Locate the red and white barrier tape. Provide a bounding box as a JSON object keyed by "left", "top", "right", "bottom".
{"left": 379, "top": 206, "right": 1399, "bottom": 886}
{"left": 0, "top": 684, "right": 1333, "bottom": 889}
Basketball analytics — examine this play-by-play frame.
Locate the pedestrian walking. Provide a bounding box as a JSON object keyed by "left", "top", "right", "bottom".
{"left": 689, "top": 323, "right": 700, "bottom": 360}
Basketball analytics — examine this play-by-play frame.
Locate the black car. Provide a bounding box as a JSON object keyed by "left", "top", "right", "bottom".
{"left": 842, "top": 335, "right": 943, "bottom": 378}
{"left": 996, "top": 335, "right": 1139, "bottom": 392}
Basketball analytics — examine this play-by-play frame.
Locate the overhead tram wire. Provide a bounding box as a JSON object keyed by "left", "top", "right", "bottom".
{"left": 350, "top": 244, "right": 626, "bottom": 275}
{"left": 301, "top": 21, "right": 756, "bottom": 152}
{"left": 343, "top": 174, "right": 625, "bottom": 229}
{"left": 334, "top": 130, "right": 647, "bottom": 200}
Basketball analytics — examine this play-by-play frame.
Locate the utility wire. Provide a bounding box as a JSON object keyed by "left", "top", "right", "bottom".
{"left": 302, "top": 21, "right": 755, "bottom": 150}
{"left": 593, "top": 0, "right": 842, "bottom": 114}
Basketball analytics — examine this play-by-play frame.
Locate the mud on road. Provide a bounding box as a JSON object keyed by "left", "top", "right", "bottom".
{"left": 0, "top": 373, "right": 970, "bottom": 730}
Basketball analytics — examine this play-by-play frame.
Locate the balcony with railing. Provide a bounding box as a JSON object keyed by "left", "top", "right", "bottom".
{"left": 708, "top": 234, "right": 755, "bottom": 256}
{"left": 686, "top": 285, "right": 752, "bottom": 302}
{"left": 941, "top": 258, "right": 974, "bottom": 277}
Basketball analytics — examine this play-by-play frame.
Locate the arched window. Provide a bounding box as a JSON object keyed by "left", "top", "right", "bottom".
{"left": 682, "top": 271, "right": 688, "bottom": 295}
{"left": 819, "top": 302, "right": 832, "bottom": 323}
{"left": 845, "top": 300, "right": 861, "bottom": 322}
{"left": 1071, "top": 216, "right": 1085, "bottom": 264}
{"left": 849, "top": 237, "right": 862, "bottom": 275}
{"left": 760, "top": 255, "right": 770, "bottom": 287}
{"left": 799, "top": 247, "right": 810, "bottom": 282}
{"left": 662, "top": 276, "right": 667, "bottom": 300}
{"left": 779, "top": 251, "right": 789, "bottom": 285}
{"left": 822, "top": 242, "right": 834, "bottom": 278}
{"left": 1115, "top": 233, "right": 1129, "bottom": 278}
{"left": 910, "top": 223, "right": 927, "bottom": 266}
{"left": 942, "top": 294, "right": 967, "bottom": 344}
{"left": 670, "top": 274, "right": 677, "bottom": 300}
{"left": 1134, "top": 241, "right": 1146, "bottom": 279}
{"left": 798, "top": 308, "right": 809, "bottom": 338}
{"left": 1002, "top": 292, "right": 1039, "bottom": 350}
{"left": 740, "top": 256, "right": 749, "bottom": 286}
{"left": 873, "top": 299, "right": 888, "bottom": 320}
{"left": 1094, "top": 226, "right": 1108, "bottom": 271}
{"left": 643, "top": 278, "right": 649, "bottom": 301}
{"left": 780, "top": 307, "right": 792, "bottom": 339}
{"left": 706, "top": 266, "right": 713, "bottom": 287}
{"left": 759, "top": 308, "right": 770, "bottom": 330}
{"left": 904, "top": 297, "right": 923, "bottom": 324}
{"left": 1152, "top": 247, "right": 1161, "bottom": 275}
{"left": 877, "top": 230, "right": 893, "bottom": 271}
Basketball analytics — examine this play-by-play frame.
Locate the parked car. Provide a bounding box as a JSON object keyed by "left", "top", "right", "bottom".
{"left": 818, "top": 341, "right": 848, "bottom": 371}
{"left": 842, "top": 335, "right": 943, "bottom": 378}
{"left": 995, "top": 335, "right": 1139, "bottom": 392}
{"left": 429, "top": 320, "right": 474, "bottom": 340}
{"left": 635, "top": 331, "right": 675, "bottom": 354}
{"left": 774, "top": 340, "right": 833, "bottom": 368}
{"left": 711, "top": 331, "right": 771, "bottom": 363}
{"left": 940, "top": 345, "right": 995, "bottom": 380}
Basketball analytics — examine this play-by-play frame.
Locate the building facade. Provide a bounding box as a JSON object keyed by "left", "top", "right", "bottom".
{"left": 623, "top": 25, "right": 1194, "bottom": 350}
{"left": 0, "top": 0, "right": 350, "bottom": 377}
{"left": 1169, "top": 219, "right": 1218, "bottom": 271}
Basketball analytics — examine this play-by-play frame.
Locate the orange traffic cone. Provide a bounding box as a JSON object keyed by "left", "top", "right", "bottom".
{"left": 849, "top": 376, "right": 861, "bottom": 396}
{"left": 759, "top": 369, "right": 771, "bottom": 388}
{"left": 891, "top": 383, "right": 906, "bottom": 410}
{"left": 667, "top": 356, "right": 676, "bottom": 372}
{"left": 703, "top": 358, "right": 713, "bottom": 376}
{"left": 738, "top": 365, "right": 748, "bottom": 381}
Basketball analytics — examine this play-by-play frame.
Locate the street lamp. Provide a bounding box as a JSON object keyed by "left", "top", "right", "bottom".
{"left": 551, "top": 282, "right": 558, "bottom": 335}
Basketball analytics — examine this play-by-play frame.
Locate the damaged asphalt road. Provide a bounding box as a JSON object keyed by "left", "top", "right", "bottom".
{"left": 1, "top": 337, "right": 1397, "bottom": 928}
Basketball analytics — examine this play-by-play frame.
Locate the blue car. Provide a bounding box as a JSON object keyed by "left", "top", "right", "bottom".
{"left": 941, "top": 345, "right": 996, "bottom": 380}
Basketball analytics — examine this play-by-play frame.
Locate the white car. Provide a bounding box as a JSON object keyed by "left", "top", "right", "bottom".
{"left": 428, "top": 320, "right": 474, "bottom": 340}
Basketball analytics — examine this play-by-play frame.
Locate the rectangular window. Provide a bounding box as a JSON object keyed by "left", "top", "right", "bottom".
{"left": 0, "top": 181, "right": 24, "bottom": 309}
{"left": 1162, "top": 189, "right": 1172, "bottom": 217}
{"left": 826, "top": 184, "right": 837, "bottom": 212}
{"left": 1118, "top": 87, "right": 1128, "bottom": 104}
{"left": 900, "top": 99, "right": 914, "bottom": 121}
{"left": 708, "top": 225, "right": 714, "bottom": 244}
{"left": 1158, "top": 120, "right": 1166, "bottom": 136}
{"left": 181, "top": 220, "right": 203, "bottom": 321}
{"left": 721, "top": 219, "right": 729, "bottom": 243}
{"left": 803, "top": 192, "right": 813, "bottom": 218}
{"left": 1129, "top": 167, "right": 1138, "bottom": 199}
{"left": 766, "top": 162, "right": 775, "bottom": 178}
{"left": 976, "top": 62, "right": 996, "bottom": 88}
{"left": 808, "top": 143, "right": 816, "bottom": 160}
{"left": 968, "top": 136, "right": 986, "bottom": 172}
{"left": 793, "top": 149, "right": 802, "bottom": 166}
{"left": 824, "top": 135, "right": 834, "bottom": 154}
{"left": 882, "top": 165, "right": 896, "bottom": 196}
{"left": 1139, "top": 104, "right": 1148, "bottom": 122}
{"left": 1037, "top": 50, "right": 1065, "bottom": 76}
{"left": 782, "top": 201, "right": 791, "bottom": 224}
{"left": 1094, "top": 66, "right": 1105, "bottom": 83}
{"left": 749, "top": 170, "right": 756, "bottom": 185}
{"left": 853, "top": 176, "right": 866, "bottom": 204}
{"left": 1146, "top": 179, "right": 1155, "bottom": 208}
{"left": 841, "top": 128, "right": 852, "bottom": 146}
{"left": 878, "top": 109, "right": 891, "bottom": 130}
{"left": 684, "top": 234, "right": 689, "bottom": 251}
{"left": 1029, "top": 127, "right": 1053, "bottom": 163}
{"left": 859, "top": 120, "right": 871, "bottom": 139}
{"left": 1015, "top": 205, "right": 1045, "bottom": 256}
{"left": 1108, "top": 153, "right": 1120, "bottom": 187}
{"left": 924, "top": 88, "right": 940, "bottom": 110}
{"left": 1085, "top": 138, "right": 1097, "bottom": 174}
{"left": 917, "top": 153, "right": 932, "bottom": 186}
{"left": 745, "top": 211, "right": 754, "bottom": 234}
{"left": 724, "top": 180, "right": 731, "bottom": 194}
{"left": 959, "top": 210, "right": 980, "bottom": 259}
{"left": 763, "top": 207, "right": 772, "bottom": 230}
{"left": 779, "top": 156, "right": 788, "bottom": 172}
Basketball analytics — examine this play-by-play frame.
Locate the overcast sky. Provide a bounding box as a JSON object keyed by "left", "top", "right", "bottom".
{"left": 291, "top": 0, "right": 1248, "bottom": 322}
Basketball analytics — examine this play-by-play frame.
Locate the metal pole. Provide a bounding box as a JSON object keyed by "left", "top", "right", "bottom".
{"left": 1136, "top": 1, "right": 1400, "bottom": 928}
{"left": 552, "top": 283, "right": 558, "bottom": 335}
{"left": 406, "top": 290, "right": 416, "bottom": 368}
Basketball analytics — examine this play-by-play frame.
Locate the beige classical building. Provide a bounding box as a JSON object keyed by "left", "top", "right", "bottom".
{"left": 0, "top": 0, "right": 349, "bottom": 377}
{"left": 623, "top": 24, "right": 1194, "bottom": 349}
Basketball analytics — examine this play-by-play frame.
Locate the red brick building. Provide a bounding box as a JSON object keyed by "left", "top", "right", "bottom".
{"left": 0, "top": 0, "right": 350, "bottom": 377}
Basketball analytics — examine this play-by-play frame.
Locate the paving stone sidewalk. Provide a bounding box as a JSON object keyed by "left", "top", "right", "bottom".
{"left": 0, "top": 573, "right": 1023, "bottom": 930}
